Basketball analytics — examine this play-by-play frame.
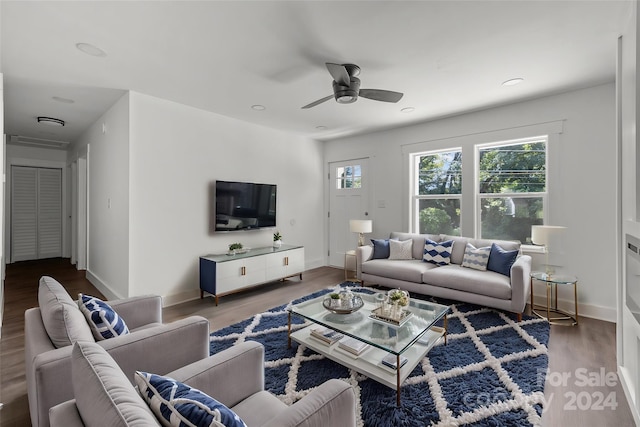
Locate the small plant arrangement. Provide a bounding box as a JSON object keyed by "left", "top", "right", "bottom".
{"left": 273, "top": 231, "right": 282, "bottom": 242}
{"left": 389, "top": 290, "right": 409, "bottom": 306}
{"left": 228, "top": 242, "right": 243, "bottom": 253}
{"left": 329, "top": 292, "right": 341, "bottom": 307}
{"left": 329, "top": 293, "right": 341, "bottom": 300}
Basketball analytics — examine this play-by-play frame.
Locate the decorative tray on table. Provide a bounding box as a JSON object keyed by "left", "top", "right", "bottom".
{"left": 322, "top": 295, "right": 364, "bottom": 314}
{"left": 369, "top": 306, "right": 413, "bottom": 327}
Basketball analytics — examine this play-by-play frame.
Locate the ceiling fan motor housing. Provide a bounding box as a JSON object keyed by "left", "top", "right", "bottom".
{"left": 333, "top": 77, "right": 361, "bottom": 104}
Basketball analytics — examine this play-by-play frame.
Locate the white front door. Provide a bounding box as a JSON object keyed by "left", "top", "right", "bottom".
{"left": 328, "top": 159, "right": 370, "bottom": 267}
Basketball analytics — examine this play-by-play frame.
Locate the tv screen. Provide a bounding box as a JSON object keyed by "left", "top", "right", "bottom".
{"left": 215, "top": 180, "right": 277, "bottom": 232}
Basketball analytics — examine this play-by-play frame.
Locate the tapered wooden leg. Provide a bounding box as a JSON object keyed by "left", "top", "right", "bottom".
{"left": 517, "top": 312, "right": 522, "bottom": 322}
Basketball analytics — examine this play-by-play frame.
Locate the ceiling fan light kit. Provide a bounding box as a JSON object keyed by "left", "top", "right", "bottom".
{"left": 302, "top": 62, "right": 403, "bottom": 109}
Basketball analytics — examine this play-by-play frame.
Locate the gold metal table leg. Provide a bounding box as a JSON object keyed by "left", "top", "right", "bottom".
{"left": 287, "top": 312, "right": 292, "bottom": 349}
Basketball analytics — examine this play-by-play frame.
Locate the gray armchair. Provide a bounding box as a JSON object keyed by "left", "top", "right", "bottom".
{"left": 25, "top": 277, "right": 210, "bottom": 427}
{"left": 49, "top": 340, "right": 357, "bottom": 427}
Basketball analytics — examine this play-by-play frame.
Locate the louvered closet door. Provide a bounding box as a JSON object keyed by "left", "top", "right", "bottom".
{"left": 11, "top": 166, "right": 62, "bottom": 261}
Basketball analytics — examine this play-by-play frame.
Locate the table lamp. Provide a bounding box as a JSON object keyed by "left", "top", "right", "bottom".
{"left": 350, "top": 219, "right": 373, "bottom": 246}
{"left": 531, "top": 225, "right": 567, "bottom": 274}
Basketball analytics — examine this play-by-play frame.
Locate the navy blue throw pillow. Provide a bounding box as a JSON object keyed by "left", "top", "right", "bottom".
{"left": 487, "top": 243, "right": 519, "bottom": 277}
{"left": 371, "top": 239, "right": 390, "bottom": 259}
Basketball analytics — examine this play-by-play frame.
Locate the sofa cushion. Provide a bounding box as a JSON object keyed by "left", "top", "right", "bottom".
{"left": 389, "top": 239, "right": 413, "bottom": 260}
{"left": 423, "top": 239, "right": 454, "bottom": 266}
{"left": 362, "top": 259, "right": 437, "bottom": 283}
{"left": 487, "top": 243, "right": 519, "bottom": 277}
{"left": 422, "top": 264, "right": 512, "bottom": 300}
{"left": 38, "top": 276, "right": 94, "bottom": 348}
{"left": 461, "top": 243, "right": 491, "bottom": 271}
{"left": 79, "top": 294, "right": 130, "bottom": 341}
{"left": 135, "top": 372, "right": 247, "bottom": 427}
{"left": 390, "top": 232, "right": 440, "bottom": 259}
{"left": 71, "top": 341, "right": 158, "bottom": 426}
{"left": 371, "top": 239, "right": 390, "bottom": 259}
{"left": 440, "top": 235, "right": 521, "bottom": 265}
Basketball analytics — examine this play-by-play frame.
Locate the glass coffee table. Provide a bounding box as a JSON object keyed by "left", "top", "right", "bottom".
{"left": 288, "top": 291, "right": 449, "bottom": 406}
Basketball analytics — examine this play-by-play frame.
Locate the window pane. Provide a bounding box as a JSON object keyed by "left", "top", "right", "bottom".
{"left": 480, "top": 196, "right": 543, "bottom": 242}
{"left": 417, "top": 151, "right": 462, "bottom": 195}
{"left": 418, "top": 199, "right": 461, "bottom": 235}
{"left": 479, "top": 141, "right": 546, "bottom": 194}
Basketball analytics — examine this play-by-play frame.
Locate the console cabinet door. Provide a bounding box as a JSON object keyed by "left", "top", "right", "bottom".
{"left": 215, "top": 259, "right": 247, "bottom": 294}
{"left": 265, "top": 252, "right": 287, "bottom": 281}
{"left": 284, "top": 248, "right": 305, "bottom": 277}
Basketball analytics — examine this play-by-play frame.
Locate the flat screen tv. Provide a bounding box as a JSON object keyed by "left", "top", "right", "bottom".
{"left": 214, "top": 180, "right": 277, "bottom": 232}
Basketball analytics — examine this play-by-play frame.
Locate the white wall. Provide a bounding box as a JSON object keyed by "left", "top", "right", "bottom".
{"left": 325, "top": 83, "right": 617, "bottom": 321}
{"left": 72, "top": 93, "right": 130, "bottom": 299}
{"left": 128, "top": 92, "right": 325, "bottom": 305}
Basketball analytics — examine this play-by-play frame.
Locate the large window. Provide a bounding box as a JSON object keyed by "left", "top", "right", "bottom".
{"left": 412, "top": 149, "right": 462, "bottom": 235}
{"left": 410, "top": 136, "right": 547, "bottom": 242}
{"left": 478, "top": 138, "right": 546, "bottom": 242}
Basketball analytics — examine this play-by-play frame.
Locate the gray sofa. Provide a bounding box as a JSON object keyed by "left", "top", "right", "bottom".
{"left": 357, "top": 232, "right": 532, "bottom": 320}
{"left": 49, "top": 340, "right": 357, "bottom": 427}
{"left": 25, "top": 276, "right": 211, "bottom": 427}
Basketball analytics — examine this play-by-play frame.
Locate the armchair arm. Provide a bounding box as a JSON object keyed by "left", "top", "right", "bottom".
{"left": 262, "top": 379, "right": 356, "bottom": 427}
{"left": 28, "top": 315, "right": 209, "bottom": 427}
{"left": 108, "top": 295, "right": 162, "bottom": 329}
{"left": 356, "top": 245, "right": 373, "bottom": 279}
{"left": 101, "top": 315, "right": 210, "bottom": 384}
{"left": 510, "top": 255, "right": 532, "bottom": 313}
{"left": 168, "top": 341, "right": 264, "bottom": 409}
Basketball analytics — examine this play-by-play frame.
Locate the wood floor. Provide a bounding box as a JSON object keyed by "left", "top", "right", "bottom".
{"left": 0, "top": 259, "right": 636, "bottom": 426}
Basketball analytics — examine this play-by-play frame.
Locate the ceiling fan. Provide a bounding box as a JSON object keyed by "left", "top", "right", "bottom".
{"left": 301, "top": 63, "right": 404, "bottom": 109}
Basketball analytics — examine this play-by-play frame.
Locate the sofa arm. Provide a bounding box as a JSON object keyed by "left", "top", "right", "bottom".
{"left": 263, "top": 379, "right": 356, "bottom": 427}
{"left": 169, "top": 341, "right": 264, "bottom": 408}
{"left": 101, "top": 315, "right": 210, "bottom": 384}
{"left": 356, "top": 245, "right": 374, "bottom": 279}
{"left": 510, "top": 255, "right": 532, "bottom": 313}
{"left": 108, "top": 295, "right": 163, "bottom": 330}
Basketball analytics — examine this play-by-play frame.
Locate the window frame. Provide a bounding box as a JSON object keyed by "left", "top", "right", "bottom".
{"left": 474, "top": 136, "right": 549, "bottom": 241}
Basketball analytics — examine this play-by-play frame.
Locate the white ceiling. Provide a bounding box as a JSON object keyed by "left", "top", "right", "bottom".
{"left": 0, "top": 1, "right": 632, "bottom": 144}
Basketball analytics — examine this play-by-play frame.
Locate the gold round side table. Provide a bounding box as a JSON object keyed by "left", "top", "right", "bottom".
{"left": 530, "top": 272, "right": 578, "bottom": 326}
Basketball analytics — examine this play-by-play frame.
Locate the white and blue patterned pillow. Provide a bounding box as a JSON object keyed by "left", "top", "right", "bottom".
{"left": 461, "top": 243, "right": 491, "bottom": 271}
{"left": 78, "top": 294, "right": 129, "bottom": 341}
{"left": 423, "top": 239, "right": 454, "bottom": 266}
{"left": 134, "top": 372, "right": 247, "bottom": 427}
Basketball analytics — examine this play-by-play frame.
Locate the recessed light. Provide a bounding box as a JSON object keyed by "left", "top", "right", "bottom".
{"left": 76, "top": 42, "right": 107, "bottom": 57}
{"left": 315, "top": 126, "right": 327, "bottom": 130}
{"left": 502, "top": 78, "right": 524, "bottom": 87}
{"left": 251, "top": 105, "right": 266, "bottom": 111}
{"left": 37, "top": 116, "right": 65, "bottom": 127}
{"left": 401, "top": 107, "right": 415, "bottom": 113}
{"left": 52, "top": 96, "right": 75, "bottom": 104}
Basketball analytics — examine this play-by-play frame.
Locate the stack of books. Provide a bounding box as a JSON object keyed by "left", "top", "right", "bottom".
{"left": 381, "top": 353, "right": 408, "bottom": 370}
{"left": 310, "top": 327, "right": 343, "bottom": 345}
{"left": 337, "top": 336, "right": 370, "bottom": 357}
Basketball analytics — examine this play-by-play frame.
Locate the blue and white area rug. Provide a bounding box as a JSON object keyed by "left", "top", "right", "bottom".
{"left": 210, "top": 283, "right": 550, "bottom": 427}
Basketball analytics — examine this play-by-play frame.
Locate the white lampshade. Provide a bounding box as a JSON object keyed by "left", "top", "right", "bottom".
{"left": 531, "top": 225, "right": 567, "bottom": 246}
{"left": 349, "top": 220, "right": 372, "bottom": 234}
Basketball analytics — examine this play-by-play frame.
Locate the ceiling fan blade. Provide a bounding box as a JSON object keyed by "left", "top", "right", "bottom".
{"left": 326, "top": 63, "right": 351, "bottom": 87}
{"left": 359, "top": 89, "right": 404, "bottom": 103}
{"left": 301, "top": 95, "right": 334, "bottom": 109}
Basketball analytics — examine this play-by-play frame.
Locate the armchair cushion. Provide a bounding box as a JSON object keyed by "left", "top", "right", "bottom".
{"left": 38, "top": 276, "right": 93, "bottom": 348}
{"left": 135, "top": 372, "right": 247, "bottom": 427}
{"left": 78, "top": 294, "right": 130, "bottom": 340}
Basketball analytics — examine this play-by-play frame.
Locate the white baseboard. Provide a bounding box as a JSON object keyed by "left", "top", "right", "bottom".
{"left": 530, "top": 294, "right": 616, "bottom": 323}
{"left": 85, "top": 269, "right": 124, "bottom": 301}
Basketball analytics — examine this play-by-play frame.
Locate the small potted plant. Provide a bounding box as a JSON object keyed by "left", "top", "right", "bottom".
{"left": 273, "top": 231, "right": 283, "bottom": 248}
{"left": 329, "top": 292, "right": 341, "bottom": 308}
{"left": 228, "top": 242, "right": 243, "bottom": 255}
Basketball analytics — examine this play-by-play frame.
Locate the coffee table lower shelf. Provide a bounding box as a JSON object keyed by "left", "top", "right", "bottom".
{"left": 289, "top": 325, "right": 445, "bottom": 406}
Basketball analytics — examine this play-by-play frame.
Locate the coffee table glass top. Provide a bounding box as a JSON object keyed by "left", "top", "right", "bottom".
{"left": 289, "top": 292, "right": 449, "bottom": 355}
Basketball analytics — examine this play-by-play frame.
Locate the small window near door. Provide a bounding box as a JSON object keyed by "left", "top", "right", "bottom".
{"left": 336, "top": 165, "right": 362, "bottom": 189}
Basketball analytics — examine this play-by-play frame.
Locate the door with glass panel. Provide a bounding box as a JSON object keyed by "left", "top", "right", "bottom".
{"left": 328, "top": 159, "right": 370, "bottom": 267}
